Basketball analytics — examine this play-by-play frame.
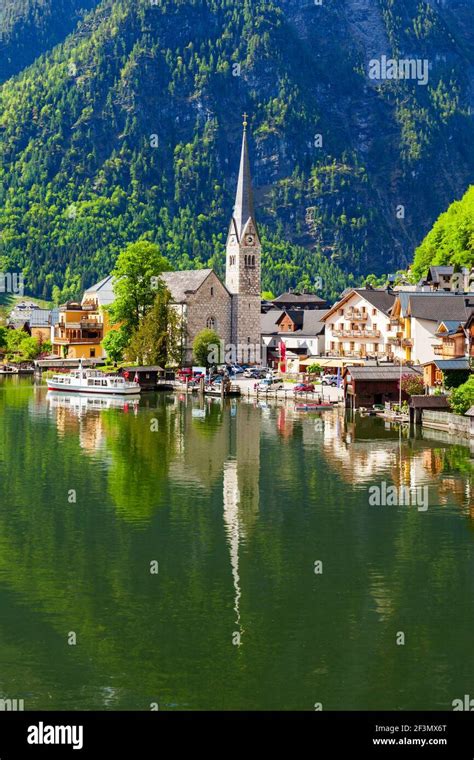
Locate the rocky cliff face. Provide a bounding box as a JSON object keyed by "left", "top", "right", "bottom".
{"left": 0, "top": 0, "right": 473, "bottom": 298}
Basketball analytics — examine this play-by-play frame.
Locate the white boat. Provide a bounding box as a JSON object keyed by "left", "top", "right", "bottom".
{"left": 47, "top": 367, "right": 141, "bottom": 396}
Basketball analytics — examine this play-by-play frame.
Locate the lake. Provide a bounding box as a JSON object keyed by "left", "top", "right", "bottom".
{"left": 0, "top": 377, "right": 473, "bottom": 710}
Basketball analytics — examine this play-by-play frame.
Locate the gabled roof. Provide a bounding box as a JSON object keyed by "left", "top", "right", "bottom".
{"left": 322, "top": 288, "right": 396, "bottom": 320}
{"left": 261, "top": 308, "right": 328, "bottom": 337}
{"left": 344, "top": 365, "right": 422, "bottom": 381}
{"left": 161, "top": 269, "right": 218, "bottom": 302}
{"left": 407, "top": 294, "right": 468, "bottom": 321}
{"left": 435, "top": 319, "right": 464, "bottom": 336}
{"left": 427, "top": 265, "right": 454, "bottom": 283}
{"left": 29, "top": 308, "right": 59, "bottom": 327}
{"left": 83, "top": 275, "right": 116, "bottom": 305}
{"left": 423, "top": 358, "right": 470, "bottom": 371}
{"left": 276, "top": 310, "right": 304, "bottom": 328}
{"left": 355, "top": 288, "right": 396, "bottom": 314}
{"left": 8, "top": 307, "right": 58, "bottom": 328}
{"left": 273, "top": 292, "right": 326, "bottom": 306}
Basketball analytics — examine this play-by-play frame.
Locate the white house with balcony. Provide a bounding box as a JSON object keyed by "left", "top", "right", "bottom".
{"left": 389, "top": 291, "right": 471, "bottom": 365}
{"left": 322, "top": 288, "right": 397, "bottom": 360}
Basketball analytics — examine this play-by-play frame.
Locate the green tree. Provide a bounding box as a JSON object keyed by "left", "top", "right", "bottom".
{"left": 125, "top": 289, "right": 182, "bottom": 367}
{"left": 5, "top": 331, "right": 42, "bottom": 361}
{"left": 307, "top": 363, "right": 323, "bottom": 375}
{"left": 108, "top": 241, "right": 172, "bottom": 339}
{"left": 103, "top": 328, "right": 128, "bottom": 364}
{"left": 0, "top": 327, "right": 8, "bottom": 350}
{"left": 193, "top": 328, "right": 222, "bottom": 368}
{"left": 449, "top": 375, "right": 474, "bottom": 415}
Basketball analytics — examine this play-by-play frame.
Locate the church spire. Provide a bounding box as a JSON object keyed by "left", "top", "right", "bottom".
{"left": 232, "top": 114, "right": 256, "bottom": 240}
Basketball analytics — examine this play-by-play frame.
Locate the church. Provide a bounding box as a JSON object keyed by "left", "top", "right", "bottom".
{"left": 56, "top": 118, "right": 262, "bottom": 365}
{"left": 161, "top": 116, "right": 262, "bottom": 364}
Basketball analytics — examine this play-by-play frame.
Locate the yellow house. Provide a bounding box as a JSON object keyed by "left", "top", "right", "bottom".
{"left": 51, "top": 276, "right": 116, "bottom": 359}
{"left": 51, "top": 301, "right": 104, "bottom": 359}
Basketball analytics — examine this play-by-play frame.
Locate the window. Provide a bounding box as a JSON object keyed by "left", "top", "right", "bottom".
{"left": 206, "top": 317, "right": 216, "bottom": 330}
{"left": 372, "top": 308, "right": 377, "bottom": 316}
{"left": 210, "top": 287, "right": 214, "bottom": 296}
{"left": 90, "top": 349, "right": 95, "bottom": 357}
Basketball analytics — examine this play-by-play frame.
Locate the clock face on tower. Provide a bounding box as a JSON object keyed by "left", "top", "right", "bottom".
{"left": 246, "top": 234, "right": 255, "bottom": 246}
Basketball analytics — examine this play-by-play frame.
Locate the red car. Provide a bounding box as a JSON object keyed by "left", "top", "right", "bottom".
{"left": 294, "top": 383, "right": 315, "bottom": 392}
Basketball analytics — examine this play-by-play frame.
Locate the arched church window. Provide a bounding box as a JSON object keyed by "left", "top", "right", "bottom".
{"left": 207, "top": 317, "right": 216, "bottom": 330}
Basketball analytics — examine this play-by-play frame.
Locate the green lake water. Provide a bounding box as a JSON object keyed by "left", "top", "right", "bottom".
{"left": 0, "top": 377, "right": 473, "bottom": 710}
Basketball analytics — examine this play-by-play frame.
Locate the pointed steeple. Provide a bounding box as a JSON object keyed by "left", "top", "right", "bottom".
{"left": 232, "top": 114, "right": 256, "bottom": 240}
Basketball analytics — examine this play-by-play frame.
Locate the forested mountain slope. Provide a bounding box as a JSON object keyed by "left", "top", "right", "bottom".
{"left": 0, "top": 0, "right": 473, "bottom": 300}
{"left": 0, "top": 0, "right": 101, "bottom": 82}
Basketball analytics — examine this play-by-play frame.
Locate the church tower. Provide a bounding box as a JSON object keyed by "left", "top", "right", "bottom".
{"left": 225, "top": 116, "right": 261, "bottom": 362}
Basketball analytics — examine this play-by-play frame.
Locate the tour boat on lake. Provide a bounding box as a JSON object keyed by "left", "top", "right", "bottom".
{"left": 47, "top": 368, "right": 141, "bottom": 396}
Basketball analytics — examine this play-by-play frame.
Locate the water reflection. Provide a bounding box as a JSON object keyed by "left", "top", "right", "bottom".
{"left": 0, "top": 382, "right": 473, "bottom": 710}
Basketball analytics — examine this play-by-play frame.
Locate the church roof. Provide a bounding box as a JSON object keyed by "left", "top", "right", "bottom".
{"left": 231, "top": 124, "right": 256, "bottom": 240}
{"left": 161, "top": 269, "right": 215, "bottom": 302}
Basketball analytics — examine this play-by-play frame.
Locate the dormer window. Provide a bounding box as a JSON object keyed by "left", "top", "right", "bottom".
{"left": 206, "top": 317, "right": 216, "bottom": 330}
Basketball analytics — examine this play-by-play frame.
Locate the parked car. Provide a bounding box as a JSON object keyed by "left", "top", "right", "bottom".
{"left": 230, "top": 364, "right": 244, "bottom": 374}
{"left": 320, "top": 373, "right": 338, "bottom": 386}
{"left": 257, "top": 378, "right": 284, "bottom": 391}
{"left": 178, "top": 368, "right": 193, "bottom": 381}
{"left": 244, "top": 368, "right": 264, "bottom": 379}
{"left": 294, "top": 383, "right": 315, "bottom": 392}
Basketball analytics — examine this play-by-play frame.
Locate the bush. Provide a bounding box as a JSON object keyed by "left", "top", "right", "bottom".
{"left": 399, "top": 373, "right": 424, "bottom": 396}
{"left": 449, "top": 375, "right": 474, "bottom": 415}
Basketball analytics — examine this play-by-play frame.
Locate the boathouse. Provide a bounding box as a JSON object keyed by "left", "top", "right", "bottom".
{"left": 343, "top": 365, "right": 423, "bottom": 409}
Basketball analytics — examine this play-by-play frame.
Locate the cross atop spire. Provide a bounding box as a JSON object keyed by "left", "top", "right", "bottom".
{"left": 232, "top": 118, "right": 256, "bottom": 240}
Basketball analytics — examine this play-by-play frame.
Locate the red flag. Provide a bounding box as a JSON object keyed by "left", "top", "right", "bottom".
{"left": 280, "top": 340, "right": 286, "bottom": 360}
{"left": 124, "top": 371, "right": 129, "bottom": 379}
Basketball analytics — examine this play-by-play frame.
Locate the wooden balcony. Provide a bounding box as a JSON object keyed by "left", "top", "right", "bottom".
{"left": 58, "top": 319, "right": 102, "bottom": 329}
{"left": 433, "top": 343, "right": 465, "bottom": 359}
{"left": 331, "top": 329, "right": 381, "bottom": 339}
{"left": 344, "top": 309, "right": 368, "bottom": 321}
{"left": 53, "top": 336, "right": 102, "bottom": 345}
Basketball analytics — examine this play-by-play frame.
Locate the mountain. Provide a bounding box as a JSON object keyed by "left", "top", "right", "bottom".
{"left": 0, "top": 0, "right": 473, "bottom": 301}
{"left": 411, "top": 184, "right": 474, "bottom": 280}
{"left": 0, "top": 0, "right": 101, "bottom": 82}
